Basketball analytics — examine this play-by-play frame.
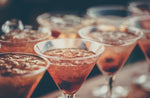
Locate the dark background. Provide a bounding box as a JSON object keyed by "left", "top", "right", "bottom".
{"left": 0, "top": 0, "right": 145, "bottom": 97}
{"left": 0, "top": 0, "right": 132, "bottom": 26}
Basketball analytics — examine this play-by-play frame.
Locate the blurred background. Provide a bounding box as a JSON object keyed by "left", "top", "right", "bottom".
{"left": 0, "top": 0, "right": 146, "bottom": 97}
{"left": 0, "top": 0, "right": 131, "bottom": 26}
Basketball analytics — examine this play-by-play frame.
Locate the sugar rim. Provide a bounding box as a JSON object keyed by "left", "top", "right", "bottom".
{"left": 34, "top": 38, "right": 104, "bottom": 60}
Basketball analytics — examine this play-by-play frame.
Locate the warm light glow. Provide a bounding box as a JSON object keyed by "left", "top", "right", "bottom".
{"left": 0, "top": 0, "right": 8, "bottom": 6}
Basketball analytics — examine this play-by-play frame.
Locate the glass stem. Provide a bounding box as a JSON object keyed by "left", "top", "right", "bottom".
{"left": 64, "top": 94, "right": 75, "bottom": 98}
{"left": 107, "top": 75, "right": 115, "bottom": 98}
{"left": 145, "top": 57, "right": 150, "bottom": 73}
{"left": 148, "top": 61, "right": 150, "bottom": 73}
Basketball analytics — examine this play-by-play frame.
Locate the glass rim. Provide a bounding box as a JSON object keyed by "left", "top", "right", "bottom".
{"left": 34, "top": 38, "right": 105, "bottom": 60}
{"left": 129, "top": 1, "right": 150, "bottom": 7}
{"left": 86, "top": 5, "right": 127, "bottom": 18}
{"left": 128, "top": 1, "right": 150, "bottom": 15}
{"left": 78, "top": 25, "right": 143, "bottom": 46}
{"left": 36, "top": 12, "right": 82, "bottom": 28}
{"left": 0, "top": 52, "right": 50, "bottom": 77}
{"left": 0, "top": 29, "right": 51, "bottom": 43}
{"left": 128, "top": 15, "right": 150, "bottom": 33}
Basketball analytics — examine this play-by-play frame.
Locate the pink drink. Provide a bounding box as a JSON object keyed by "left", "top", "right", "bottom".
{"left": 138, "top": 19, "right": 150, "bottom": 61}
{"left": 139, "top": 39, "right": 150, "bottom": 60}
{"left": 44, "top": 48, "right": 97, "bottom": 94}
{"left": 0, "top": 29, "right": 50, "bottom": 53}
{"left": 0, "top": 53, "right": 48, "bottom": 98}
{"left": 87, "top": 30, "right": 138, "bottom": 75}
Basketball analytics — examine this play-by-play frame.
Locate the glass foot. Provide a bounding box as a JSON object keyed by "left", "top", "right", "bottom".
{"left": 57, "top": 93, "right": 79, "bottom": 98}
{"left": 58, "top": 95, "right": 64, "bottom": 98}
{"left": 92, "top": 85, "right": 129, "bottom": 98}
{"left": 133, "top": 74, "right": 150, "bottom": 91}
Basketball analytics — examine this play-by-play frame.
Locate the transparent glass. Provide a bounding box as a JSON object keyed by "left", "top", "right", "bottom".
{"left": 128, "top": 15, "right": 150, "bottom": 90}
{"left": 36, "top": 13, "right": 82, "bottom": 39}
{"left": 0, "top": 19, "right": 51, "bottom": 53}
{"left": 34, "top": 38, "right": 104, "bottom": 98}
{"left": 86, "top": 5, "right": 129, "bottom": 18}
{"left": 128, "top": 1, "right": 150, "bottom": 16}
{"left": 0, "top": 52, "right": 49, "bottom": 98}
{"left": 78, "top": 25, "right": 143, "bottom": 98}
{"left": 86, "top": 5, "right": 129, "bottom": 26}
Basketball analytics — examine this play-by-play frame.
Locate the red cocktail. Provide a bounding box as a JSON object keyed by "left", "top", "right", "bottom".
{"left": 79, "top": 25, "right": 143, "bottom": 98}
{"left": 0, "top": 20, "right": 51, "bottom": 53}
{"left": 34, "top": 38, "right": 104, "bottom": 98}
{"left": 129, "top": 15, "right": 150, "bottom": 90}
{"left": 45, "top": 49, "right": 97, "bottom": 94}
{"left": 36, "top": 13, "right": 82, "bottom": 39}
{"left": 0, "top": 52, "right": 49, "bottom": 98}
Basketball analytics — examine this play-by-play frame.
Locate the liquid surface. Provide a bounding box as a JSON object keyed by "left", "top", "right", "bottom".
{"left": 86, "top": 28, "right": 138, "bottom": 45}
{"left": 0, "top": 53, "right": 47, "bottom": 76}
{"left": 44, "top": 48, "right": 95, "bottom": 58}
{"left": 0, "top": 29, "right": 49, "bottom": 42}
{"left": 45, "top": 48, "right": 97, "bottom": 94}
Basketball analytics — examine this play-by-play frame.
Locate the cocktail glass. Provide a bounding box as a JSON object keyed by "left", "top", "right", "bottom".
{"left": 86, "top": 5, "right": 129, "bottom": 27}
{"left": 128, "top": 1, "right": 150, "bottom": 16}
{"left": 128, "top": 15, "right": 150, "bottom": 90}
{"left": 78, "top": 25, "right": 143, "bottom": 98}
{"left": 0, "top": 52, "right": 49, "bottom": 98}
{"left": 86, "top": 5, "right": 129, "bottom": 18}
{"left": 34, "top": 38, "right": 104, "bottom": 98}
{"left": 36, "top": 13, "right": 82, "bottom": 39}
{"left": 0, "top": 19, "right": 51, "bottom": 53}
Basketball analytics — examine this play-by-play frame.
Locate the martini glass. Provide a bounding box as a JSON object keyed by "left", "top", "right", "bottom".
{"left": 78, "top": 25, "right": 143, "bottom": 98}
{"left": 36, "top": 12, "right": 82, "bottom": 39}
{"left": 0, "top": 19, "right": 51, "bottom": 53}
{"left": 0, "top": 52, "right": 49, "bottom": 98}
{"left": 128, "top": 15, "right": 150, "bottom": 90}
{"left": 86, "top": 5, "right": 129, "bottom": 27}
{"left": 128, "top": 1, "right": 150, "bottom": 16}
{"left": 86, "top": 5, "right": 129, "bottom": 18}
{"left": 34, "top": 38, "right": 104, "bottom": 98}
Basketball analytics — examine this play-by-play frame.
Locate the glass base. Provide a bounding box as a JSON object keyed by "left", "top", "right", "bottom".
{"left": 92, "top": 85, "right": 129, "bottom": 98}
{"left": 57, "top": 93, "right": 79, "bottom": 98}
{"left": 58, "top": 94, "right": 64, "bottom": 98}
{"left": 133, "top": 74, "right": 150, "bottom": 91}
